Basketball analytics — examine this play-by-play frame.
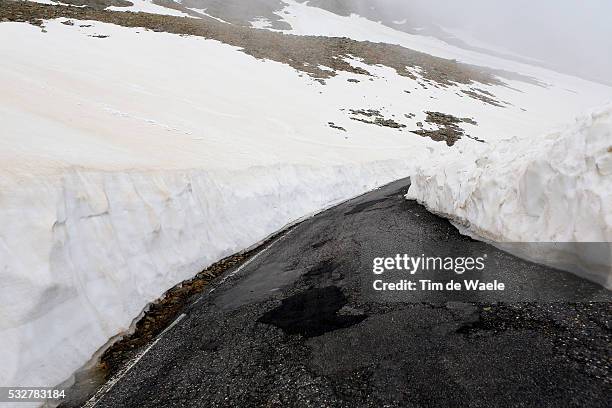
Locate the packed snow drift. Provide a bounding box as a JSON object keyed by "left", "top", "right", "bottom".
{"left": 407, "top": 104, "right": 612, "bottom": 288}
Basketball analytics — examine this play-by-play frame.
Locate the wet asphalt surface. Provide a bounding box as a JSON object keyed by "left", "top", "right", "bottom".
{"left": 83, "top": 178, "right": 611, "bottom": 408}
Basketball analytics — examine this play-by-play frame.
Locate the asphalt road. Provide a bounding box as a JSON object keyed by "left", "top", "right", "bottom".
{"left": 77, "top": 178, "right": 610, "bottom": 408}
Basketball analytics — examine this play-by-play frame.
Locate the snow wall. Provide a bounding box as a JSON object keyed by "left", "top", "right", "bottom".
{"left": 407, "top": 104, "right": 612, "bottom": 288}
{"left": 0, "top": 159, "right": 410, "bottom": 391}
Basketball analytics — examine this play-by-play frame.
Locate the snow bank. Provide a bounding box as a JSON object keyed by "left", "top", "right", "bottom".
{"left": 0, "top": 159, "right": 410, "bottom": 390}
{"left": 0, "top": 19, "right": 424, "bottom": 394}
{"left": 407, "top": 104, "right": 612, "bottom": 288}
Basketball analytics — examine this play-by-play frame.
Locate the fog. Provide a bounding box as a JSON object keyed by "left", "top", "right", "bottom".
{"left": 366, "top": 0, "right": 612, "bottom": 85}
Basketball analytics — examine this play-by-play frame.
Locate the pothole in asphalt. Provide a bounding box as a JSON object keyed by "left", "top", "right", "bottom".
{"left": 258, "top": 286, "right": 367, "bottom": 338}
{"left": 302, "top": 260, "right": 344, "bottom": 287}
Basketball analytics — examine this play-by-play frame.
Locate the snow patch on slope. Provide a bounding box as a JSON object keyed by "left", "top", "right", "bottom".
{"left": 407, "top": 104, "right": 612, "bottom": 288}
{"left": 251, "top": 17, "right": 273, "bottom": 29}
{"left": 106, "top": 0, "right": 190, "bottom": 17}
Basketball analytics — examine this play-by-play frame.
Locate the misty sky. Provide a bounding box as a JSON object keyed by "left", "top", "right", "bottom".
{"left": 386, "top": 0, "right": 612, "bottom": 84}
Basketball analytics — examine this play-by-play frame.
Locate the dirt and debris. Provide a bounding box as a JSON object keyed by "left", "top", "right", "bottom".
{"left": 328, "top": 122, "right": 346, "bottom": 131}
{"left": 457, "top": 302, "right": 612, "bottom": 385}
{"left": 461, "top": 88, "right": 508, "bottom": 107}
{"left": 411, "top": 111, "right": 481, "bottom": 146}
{"left": 349, "top": 109, "right": 406, "bottom": 130}
{"left": 350, "top": 109, "right": 382, "bottom": 118}
{"left": 98, "top": 251, "right": 252, "bottom": 375}
{"left": 90, "top": 225, "right": 305, "bottom": 381}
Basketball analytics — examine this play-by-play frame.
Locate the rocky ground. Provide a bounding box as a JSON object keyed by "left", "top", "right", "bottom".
{"left": 348, "top": 109, "right": 407, "bottom": 130}
{"left": 412, "top": 111, "right": 482, "bottom": 146}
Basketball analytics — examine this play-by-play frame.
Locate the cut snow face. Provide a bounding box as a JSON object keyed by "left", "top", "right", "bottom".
{"left": 407, "top": 104, "right": 612, "bottom": 288}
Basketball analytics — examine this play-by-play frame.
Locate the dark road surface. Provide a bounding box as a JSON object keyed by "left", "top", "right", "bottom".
{"left": 78, "top": 179, "right": 610, "bottom": 408}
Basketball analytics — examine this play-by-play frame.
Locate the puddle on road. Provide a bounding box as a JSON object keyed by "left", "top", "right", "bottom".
{"left": 258, "top": 286, "right": 367, "bottom": 338}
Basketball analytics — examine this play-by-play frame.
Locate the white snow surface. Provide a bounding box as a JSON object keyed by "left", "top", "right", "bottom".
{"left": 106, "top": 0, "right": 190, "bottom": 17}
{"left": 250, "top": 17, "right": 273, "bottom": 29}
{"left": 407, "top": 105, "right": 612, "bottom": 288}
{"left": 24, "top": 0, "right": 188, "bottom": 15}
{"left": 0, "top": 6, "right": 610, "bottom": 398}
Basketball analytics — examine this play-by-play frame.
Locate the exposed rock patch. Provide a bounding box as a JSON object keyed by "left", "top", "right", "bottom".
{"left": 349, "top": 109, "right": 406, "bottom": 130}
{"left": 328, "top": 122, "right": 346, "bottom": 131}
{"left": 411, "top": 111, "right": 481, "bottom": 146}
{"left": 462, "top": 88, "right": 508, "bottom": 107}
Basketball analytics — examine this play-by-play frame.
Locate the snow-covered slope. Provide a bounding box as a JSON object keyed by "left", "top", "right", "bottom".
{"left": 27, "top": 0, "right": 192, "bottom": 16}
{"left": 0, "top": 1, "right": 610, "bottom": 398}
{"left": 278, "top": 0, "right": 609, "bottom": 104}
